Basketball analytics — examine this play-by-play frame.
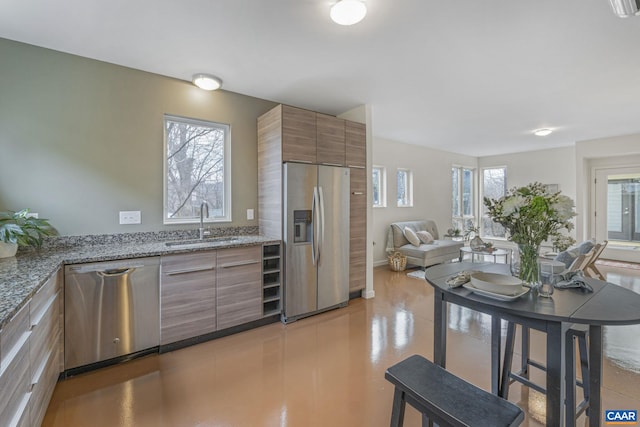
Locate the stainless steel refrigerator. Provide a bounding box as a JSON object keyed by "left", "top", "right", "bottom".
{"left": 283, "top": 163, "right": 350, "bottom": 323}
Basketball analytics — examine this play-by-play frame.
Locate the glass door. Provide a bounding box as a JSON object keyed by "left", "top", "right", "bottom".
{"left": 607, "top": 179, "right": 640, "bottom": 242}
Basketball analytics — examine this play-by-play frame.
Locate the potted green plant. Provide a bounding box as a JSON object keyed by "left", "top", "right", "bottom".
{"left": 484, "top": 182, "right": 576, "bottom": 285}
{"left": 0, "top": 209, "right": 57, "bottom": 258}
{"left": 445, "top": 227, "right": 462, "bottom": 239}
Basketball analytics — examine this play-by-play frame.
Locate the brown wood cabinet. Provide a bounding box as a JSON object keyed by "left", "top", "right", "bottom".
{"left": 0, "top": 302, "right": 30, "bottom": 427}
{"left": 349, "top": 168, "right": 367, "bottom": 292}
{"left": 0, "top": 268, "right": 62, "bottom": 427}
{"left": 216, "top": 246, "right": 262, "bottom": 330}
{"left": 346, "top": 121, "right": 366, "bottom": 168}
{"left": 316, "top": 113, "right": 345, "bottom": 166}
{"left": 160, "top": 245, "right": 273, "bottom": 346}
{"left": 160, "top": 251, "right": 217, "bottom": 345}
{"left": 29, "top": 269, "right": 62, "bottom": 427}
{"left": 258, "top": 104, "right": 367, "bottom": 295}
{"left": 282, "top": 105, "right": 317, "bottom": 163}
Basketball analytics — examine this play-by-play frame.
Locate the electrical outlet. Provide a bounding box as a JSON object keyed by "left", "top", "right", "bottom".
{"left": 247, "top": 209, "right": 254, "bottom": 220}
{"left": 119, "top": 211, "right": 141, "bottom": 225}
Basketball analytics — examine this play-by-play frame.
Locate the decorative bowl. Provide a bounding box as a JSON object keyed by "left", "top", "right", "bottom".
{"left": 470, "top": 272, "right": 523, "bottom": 295}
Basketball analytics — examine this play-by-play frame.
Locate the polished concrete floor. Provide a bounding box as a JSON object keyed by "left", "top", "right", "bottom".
{"left": 43, "top": 264, "right": 640, "bottom": 427}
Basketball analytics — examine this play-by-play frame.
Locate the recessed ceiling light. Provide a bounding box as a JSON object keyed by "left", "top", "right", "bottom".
{"left": 533, "top": 128, "right": 553, "bottom": 137}
{"left": 192, "top": 74, "right": 222, "bottom": 91}
{"left": 330, "top": 0, "right": 367, "bottom": 26}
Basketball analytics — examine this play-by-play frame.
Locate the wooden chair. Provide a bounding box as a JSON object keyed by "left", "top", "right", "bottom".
{"left": 583, "top": 240, "right": 607, "bottom": 280}
{"left": 566, "top": 253, "right": 590, "bottom": 273}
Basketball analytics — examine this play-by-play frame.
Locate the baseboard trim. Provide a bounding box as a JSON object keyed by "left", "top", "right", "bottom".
{"left": 374, "top": 259, "right": 388, "bottom": 267}
{"left": 362, "top": 289, "right": 375, "bottom": 299}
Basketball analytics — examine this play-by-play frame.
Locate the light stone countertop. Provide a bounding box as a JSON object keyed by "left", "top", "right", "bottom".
{"left": 0, "top": 233, "right": 279, "bottom": 329}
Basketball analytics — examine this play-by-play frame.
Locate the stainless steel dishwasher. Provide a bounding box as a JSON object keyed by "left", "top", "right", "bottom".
{"left": 64, "top": 256, "right": 160, "bottom": 372}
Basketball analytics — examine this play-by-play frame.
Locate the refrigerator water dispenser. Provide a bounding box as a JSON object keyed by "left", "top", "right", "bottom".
{"left": 293, "top": 210, "right": 311, "bottom": 243}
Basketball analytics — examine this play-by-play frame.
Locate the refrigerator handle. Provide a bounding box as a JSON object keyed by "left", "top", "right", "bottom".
{"left": 318, "top": 186, "right": 325, "bottom": 265}
{"left": 312, "top": 186, "right": 319, "bottom": 265}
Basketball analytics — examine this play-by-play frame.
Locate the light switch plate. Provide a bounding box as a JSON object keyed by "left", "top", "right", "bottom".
{"left": 247, "top": 209, "right": 254, "bottom": 220}
{"left": 119, "top": 211, "right": 141, "bottom": 225}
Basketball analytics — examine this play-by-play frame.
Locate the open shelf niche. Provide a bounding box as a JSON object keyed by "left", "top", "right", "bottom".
{"left": 262, "top": 243, "right": 281, "bottom": 316}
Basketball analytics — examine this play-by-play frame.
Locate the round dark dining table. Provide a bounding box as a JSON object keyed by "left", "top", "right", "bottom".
{"left": 423, "top": 261, "right": 640, "bottom": 427}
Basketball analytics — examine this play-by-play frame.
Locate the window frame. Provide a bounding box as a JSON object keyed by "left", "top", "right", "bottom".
{"left": 163, "top": 114, "right": 232, "bottom": 224}
{"left": 396, "top": 168, "right": 413, "bottom": 208}
{"left": 480, "top": 166, "right": 507, "bottom": 239}
{"left": 372, "top": 165, "right": 387, "bottom": 208}
{"left": 451, "top": 165, "right": 476, "bottom": 232}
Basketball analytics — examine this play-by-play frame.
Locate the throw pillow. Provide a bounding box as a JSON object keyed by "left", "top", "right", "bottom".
{"left": 416, "top": 230, "right": 434, "bottom": 244}
{"left": 554, "top": 248, "right": 579, "bottom": 269}
{"left": 403, "top": 227, "right": 421, "bottom": 247}
{"left": 576, "top": 239, "right": 595, "bottom": 255}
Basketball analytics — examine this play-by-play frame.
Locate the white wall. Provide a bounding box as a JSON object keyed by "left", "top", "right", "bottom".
{"left": 372, "top": 137, "right": 476, "bottom": 265}
{"left": 478, "top": 146, "right": 577, "bottom": 207}
{"left": 477, "top": 146, "right": 577, "bottom": 251}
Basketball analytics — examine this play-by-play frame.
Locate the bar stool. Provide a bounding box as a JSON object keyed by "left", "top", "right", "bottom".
{"left": 566, "top": 325, "right": 590, "bottom": 423}
{"left": 500, "top": 323, "right": 589, "bottom": 424}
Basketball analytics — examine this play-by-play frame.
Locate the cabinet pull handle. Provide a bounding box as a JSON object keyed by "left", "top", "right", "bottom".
{"left": 219, "top": 260, "right": 261, "bottom": 268}
{"left": 165, "top": 266, "right": 215, "bottom": 276}
{"left": 347, "top": 165, "right": 366, "bottom": 169}
{"left": 352, "top": 191, "right": 364, "bottom": 195}
{"left": 321, "top": 162, "right": 343, "bottom": 167}
{"left": 289, "top": 160, "right": 312, "bottom": 164}
{"left": 31, "top": 292, "right": 59, "bottom": 328}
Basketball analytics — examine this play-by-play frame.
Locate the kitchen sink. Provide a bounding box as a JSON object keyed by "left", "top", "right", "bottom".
{"left": 164, "top": 237, "right": 240, "bottom": 248}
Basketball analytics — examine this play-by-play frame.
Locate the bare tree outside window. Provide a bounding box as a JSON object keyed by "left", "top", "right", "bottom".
{"left": 397, "top": 169, "right": 413, "bottom": 207}
{"left": 164, "top": 115, "right": 231, "bottom": 223}
{"left": 451, "top": 166, "right": 475, "bottom": 232}
{"left": 481, "top": 167, "right": 506, "bottom": 238}
{"left": 372, "top": 166, "right": 386, "bottom": 207}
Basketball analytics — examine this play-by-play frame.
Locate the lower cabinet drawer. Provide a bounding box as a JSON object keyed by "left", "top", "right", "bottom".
{"left": 30, "top": 271, "right": 59, "bottom": 325}
{"left": 0, "top": 333, "right": 30, "bottom": 427}
{"left": 216, "top": 246, "right": 262, "bottom": 330}
{"left": 30, "top": 291, "right": 60, "bottom": 380}
{"left": 30, "top": 333, "right": 61, "bottom": 427}
{"left": 14, "top": 396, "right": 31, "bottom": 427}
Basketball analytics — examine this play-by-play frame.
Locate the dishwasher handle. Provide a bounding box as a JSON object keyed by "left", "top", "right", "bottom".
{"left": 68, "top": 263, "right": 147, "bottom": 274}
{"left": 97, "top": 268, "right": 136, "bottom": 277}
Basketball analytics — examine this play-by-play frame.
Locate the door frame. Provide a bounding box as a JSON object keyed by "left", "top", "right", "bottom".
{"left": 592, "top": 165, "right": 640, "bottom": 262}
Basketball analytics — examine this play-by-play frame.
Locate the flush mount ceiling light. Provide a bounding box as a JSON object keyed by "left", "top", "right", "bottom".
{"left": 192, "top": 74, "right": 222, "bottom": 91}
{"left": 330, "top": 0, "right": 367, "bottom": 26}
{"left": 608, "top": 0, "right": 640, "bottom": 17}
{"left": 533, "top": 128, "right": 553, "bottom": 137}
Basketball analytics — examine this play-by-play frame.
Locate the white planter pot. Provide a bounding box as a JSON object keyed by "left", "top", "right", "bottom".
{"left": 0, "top": 241, "right": 19, "bottom": 258}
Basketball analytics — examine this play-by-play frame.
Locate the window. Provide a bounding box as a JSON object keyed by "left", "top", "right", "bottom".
{"left": 397, "top": 169, "right": 413, "bottom": 207}
{"left": 164, "top": 115, "right": 231, "bottom": 224}
{"left": 451, "top": 166, "right": 475, "bottom": 232}
{"left": 372, "top": 166, "right": 386, "bottom": 207}
{"left": 481, "top": 167, "right": 507, "bottom": 238}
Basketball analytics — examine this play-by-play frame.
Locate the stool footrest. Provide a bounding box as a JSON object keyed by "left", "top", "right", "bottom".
{"left": 507, "top": 372, "right": 547, "bottom": 395}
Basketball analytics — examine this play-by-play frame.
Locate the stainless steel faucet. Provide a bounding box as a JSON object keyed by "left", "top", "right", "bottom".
{"left": 199, "top": 201, "right": 209, "bottom": 240}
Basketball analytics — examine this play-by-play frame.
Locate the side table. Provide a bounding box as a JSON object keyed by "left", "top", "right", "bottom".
{"left": 459, "top": 247, "right": 511, "bottom": 264}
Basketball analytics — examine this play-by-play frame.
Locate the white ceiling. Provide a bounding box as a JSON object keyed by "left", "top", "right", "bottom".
{"left": 1, "top": 0, "right": 640, "bottom": 156}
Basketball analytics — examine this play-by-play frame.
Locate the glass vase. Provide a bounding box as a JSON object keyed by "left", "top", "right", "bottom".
{"left": 511, "top": 243, "right": 540, "bottom": 287}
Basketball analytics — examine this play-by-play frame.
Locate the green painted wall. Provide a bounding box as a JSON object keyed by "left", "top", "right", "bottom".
{"left": 0, "top": 38, "right": 277, "bottom": 235}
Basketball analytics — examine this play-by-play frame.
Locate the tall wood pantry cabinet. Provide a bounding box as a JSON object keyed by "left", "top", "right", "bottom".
{"left": 257, "top": 104, "right": 367, "bottom": 293}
